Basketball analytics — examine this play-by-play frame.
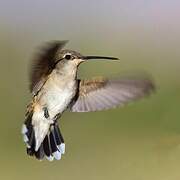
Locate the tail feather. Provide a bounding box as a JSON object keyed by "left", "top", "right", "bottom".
{"left": 35, "top": 144, "right": 45, "bottom": 160}
{"left": 54, "top": 125, "right": 65, "bottom": 154}
{"left": 50, "top": 129, "right": 58, "bottom": 153}
{"left": 22, "top": 113, "right": 65, "bottom": 161}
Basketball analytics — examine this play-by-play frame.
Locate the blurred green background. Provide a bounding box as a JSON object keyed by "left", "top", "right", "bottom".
{"left": 0, "top": 0, "right": 180, "bottom": 180}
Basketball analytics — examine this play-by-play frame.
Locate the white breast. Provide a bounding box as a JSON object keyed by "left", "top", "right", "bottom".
{"left": 38, "top": 70, "right": 77, "bottom": 119}
{"left": 45, "top": 81, "right": 76, "bottom": 117}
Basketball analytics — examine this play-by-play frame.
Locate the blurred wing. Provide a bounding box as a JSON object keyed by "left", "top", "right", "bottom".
{"left": 70, "top": 77, "right": 155, "bottom": 112}
{"left": 30, "top": 40, "right": 68, "bottom": 95}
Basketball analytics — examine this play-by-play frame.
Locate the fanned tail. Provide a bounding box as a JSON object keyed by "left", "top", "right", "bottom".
{"left": 21, "top": 112, "right": 65, "bottom": 161}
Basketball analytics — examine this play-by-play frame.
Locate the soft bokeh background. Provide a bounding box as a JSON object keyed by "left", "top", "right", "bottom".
{"left": 0, "top": 0, "right": 180, "bottom": 179}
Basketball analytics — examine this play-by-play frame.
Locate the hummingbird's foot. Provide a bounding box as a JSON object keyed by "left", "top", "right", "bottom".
{"left": 43, "top": 107, "right": 49, "bottom": 118}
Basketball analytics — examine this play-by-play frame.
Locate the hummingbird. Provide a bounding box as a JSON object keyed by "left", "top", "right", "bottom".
{"left": 22, "top": 40, "right": 155, "bottom": 161}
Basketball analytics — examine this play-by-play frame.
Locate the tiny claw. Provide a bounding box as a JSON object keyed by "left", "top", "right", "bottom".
{"left": 43, "top": 107, "right": 49, "bottom": 118}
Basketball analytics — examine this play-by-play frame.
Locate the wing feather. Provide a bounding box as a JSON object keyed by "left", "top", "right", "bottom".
{"left": 71, "top": 77, "right": 155, "bottom": 112}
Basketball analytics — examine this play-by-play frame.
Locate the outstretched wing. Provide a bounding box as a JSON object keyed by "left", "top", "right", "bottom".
{"left": 29, "top": 40, "right": 68, "bottom": 95}
{"left": 70, "top": 77, "right": 155, "bottom": 112}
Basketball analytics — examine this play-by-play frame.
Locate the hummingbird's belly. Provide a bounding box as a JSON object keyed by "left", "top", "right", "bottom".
{"left": 39, "top": 80, "right": 76, "bottom": 118}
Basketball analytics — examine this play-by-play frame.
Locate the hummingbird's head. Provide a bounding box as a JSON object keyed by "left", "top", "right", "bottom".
{"left": 54, "top": 49, "right": 119, "bottom": 68}
{"left": 30, "top": 41, "right": 119, "bottom": 90}
{"left": 55, "top": 49, "right": 85, "bottom": 67}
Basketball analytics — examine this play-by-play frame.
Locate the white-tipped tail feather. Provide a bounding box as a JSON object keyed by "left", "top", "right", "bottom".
{"left": 22, "top": 124, "right": 28, "bottom": 134}
{"left": 59, "top": 143, "right": 65, "bottom": 154}
{"left": 53, "top": 150, "right": 62, "bottom": 160}
{"left": 22, "top": 112, "right": 65, "bottom": 161}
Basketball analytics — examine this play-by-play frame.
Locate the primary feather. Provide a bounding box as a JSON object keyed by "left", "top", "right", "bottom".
{"left": 70, "top": 77, "right": 155, "bottom": 112}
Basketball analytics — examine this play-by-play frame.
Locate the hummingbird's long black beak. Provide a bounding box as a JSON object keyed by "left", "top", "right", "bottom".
{"left": 83, "top": 56, "right": 119, "bottom": 61}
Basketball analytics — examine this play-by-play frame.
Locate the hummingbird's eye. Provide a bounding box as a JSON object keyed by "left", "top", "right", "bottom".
{"left": 64, "top": 54, "right": 72, "bottom": 60}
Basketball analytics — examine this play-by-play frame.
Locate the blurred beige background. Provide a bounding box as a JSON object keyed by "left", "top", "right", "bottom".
{"left": 0, "top": 0, "right": 180, "bottom": 180}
